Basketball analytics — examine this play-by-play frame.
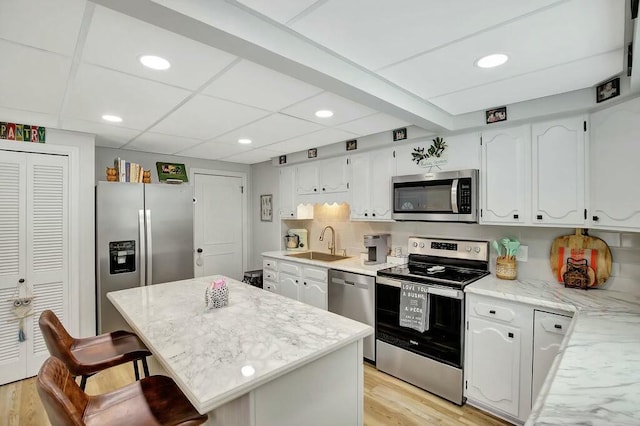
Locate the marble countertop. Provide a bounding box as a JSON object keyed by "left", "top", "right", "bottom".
{"left": 466, "top": 276, "right": 640, "bottom": 425}
{"left": 108, "top": 275, "right": 373, "bottom": 414}
{"left": 262, "top": 250, "right": 403, "bottom": 276}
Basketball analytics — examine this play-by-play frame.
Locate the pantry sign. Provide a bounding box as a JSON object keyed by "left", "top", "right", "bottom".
{"left": 0, "top": 122, "right": 46, "bottom": 143}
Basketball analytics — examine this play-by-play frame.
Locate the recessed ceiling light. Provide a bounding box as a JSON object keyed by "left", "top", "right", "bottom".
{"left": 315, "top": 110, "right": 334, "bottom": 118}
{"left": 139, "top": 55, "right": 171, "bottom": 70}
{"left": 238, "top": 138, "right": 252, "bottom": 144}
{"left": 102, "top": 114, "right": 123, "bottom": 123}
{"left": 476, "top": 53, "right": 509, "bottom": 69}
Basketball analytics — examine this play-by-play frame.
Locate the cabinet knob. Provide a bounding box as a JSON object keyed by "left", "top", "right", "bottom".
{"left": 489, "top": 310, "right": 496, "bottom": 314}
{"left": 554, "top": 324, "right": 562, "bottom": 329}
{"left": 592, "top": 216, "right": 599, "bottom": 222}
{"left": 291, "top": 213, "right": 294, "bottom": 217}
{"left": 536, "top": 214, "right": 543, "bottom": 220}
{"left": 513, "top": 214, "right": 519, "bottom": 219}
{"left": 372, "top": 213, "right": 376, "bottom": 217}
{"left": 313, "top": 188, "right": 317, "bottom": 192}
{"left": 197, "top": 248, "right": 203, "bottom": 253}
{"left": 508, "top": 332, "right": 514, "bottom": 338}
{"left": 295, "top": 280, "right": 298, "bottom": 283}
{"left": 303, "top": 282, "right": 307, "bottom": 286}
{"left": 322, "top": 187, "right": 326, "bottom": 191}
{"left": 364, "top": 213, "right": 368, "bottom": 217}
{"left": 18, "top": 278, "right": 25, "bottom": 283}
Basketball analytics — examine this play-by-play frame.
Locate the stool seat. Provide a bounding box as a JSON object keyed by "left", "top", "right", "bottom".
{"left": 71, "top": 330, "right": 149, "bottom": 377}
{"left": 39, "top": 310, "right": 152, "bottom": 390}
{"left": 37, "top": 356, "right": 207, "bottom": 426}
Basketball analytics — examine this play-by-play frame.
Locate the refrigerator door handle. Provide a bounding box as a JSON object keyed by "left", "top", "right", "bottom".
{"left": 138, "top": 209, "right": 146, "bottom": 287}
{"left": 146, "top": 209, "right": 153, "bottom": 285}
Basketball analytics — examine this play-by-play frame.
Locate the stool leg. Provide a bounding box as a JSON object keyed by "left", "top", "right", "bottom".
{"left": 80, "top": 375, "right": 88, "bottom": 391}
{"left": 133, "top": 359, "right": 140, "bottom": 381}
{"left": 141, "top": 357, "right": 150, "bottom": 377}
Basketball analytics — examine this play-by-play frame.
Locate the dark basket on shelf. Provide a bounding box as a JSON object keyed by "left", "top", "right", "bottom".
{"left": 563, "top": 258, "right": 590, "bottom": 290}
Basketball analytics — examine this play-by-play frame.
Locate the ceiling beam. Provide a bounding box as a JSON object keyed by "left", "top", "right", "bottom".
{"left": 90, "top": 0, "right": 453, "bottom": 132}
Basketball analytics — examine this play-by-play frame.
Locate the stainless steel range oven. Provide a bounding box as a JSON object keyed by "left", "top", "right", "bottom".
{"left": 376, "top": 237, "right": 489, "bottom": 405}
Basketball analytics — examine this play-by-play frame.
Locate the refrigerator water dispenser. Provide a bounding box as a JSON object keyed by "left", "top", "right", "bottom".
{"left": 109, "top": 241, "right": 136, "bottom": 274}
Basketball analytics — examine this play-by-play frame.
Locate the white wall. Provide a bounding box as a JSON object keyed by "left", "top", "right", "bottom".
{"left": 249, "top": 161, "right": 281, "bottom": 269}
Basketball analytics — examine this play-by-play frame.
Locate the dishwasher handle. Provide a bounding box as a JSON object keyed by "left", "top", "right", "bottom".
{"left": 329, "top": 270, "right": 373, "bottom": 289}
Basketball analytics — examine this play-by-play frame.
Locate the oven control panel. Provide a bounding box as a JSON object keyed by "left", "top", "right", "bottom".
{"left": 408, "top": 237, "right": 489, "bottom": 261}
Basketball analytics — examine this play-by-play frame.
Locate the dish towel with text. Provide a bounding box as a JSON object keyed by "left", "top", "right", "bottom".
{"left": 399, "top": 282, "right": 430, "bottom": 333}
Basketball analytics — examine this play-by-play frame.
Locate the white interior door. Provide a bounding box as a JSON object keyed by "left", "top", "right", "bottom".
{"left": 194, "top": 173, "right": 244, "bottom": 280}
{"left": 0, "top": 151, "right": 28, "bottom": 385}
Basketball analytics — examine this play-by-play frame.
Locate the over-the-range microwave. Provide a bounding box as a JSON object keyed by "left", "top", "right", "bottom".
{"left": 391, "top": 169, "right": 479, "bottom": 223}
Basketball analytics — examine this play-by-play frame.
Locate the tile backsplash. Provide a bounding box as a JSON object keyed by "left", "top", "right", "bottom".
{"left": 284, "top": 204, "right": 640, "bottom": 295}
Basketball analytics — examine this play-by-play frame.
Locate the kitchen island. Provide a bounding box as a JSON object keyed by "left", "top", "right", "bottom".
{"left": 107, "top": 275, "right": 373, "bottom": 426}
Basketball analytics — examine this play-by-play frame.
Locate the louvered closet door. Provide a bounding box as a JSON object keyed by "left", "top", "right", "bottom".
{"left": 25, "top": 154, "right": 69, "bottom": 376}
{"left": 0, "top": 151, "right": 28, "bottom": 385}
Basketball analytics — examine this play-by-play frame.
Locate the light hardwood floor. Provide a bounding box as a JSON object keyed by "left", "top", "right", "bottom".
{"left": 0, "top": 362, "right": 510, "bottom": 426}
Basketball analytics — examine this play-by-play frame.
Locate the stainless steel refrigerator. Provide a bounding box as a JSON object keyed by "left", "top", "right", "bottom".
{"left": 96, "top": 182, "right": 194, "bottom": 333}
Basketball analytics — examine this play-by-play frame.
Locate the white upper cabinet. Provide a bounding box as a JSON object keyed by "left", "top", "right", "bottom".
{"left": 531, "top": 116, "right": 586, "bottom": 226}
{"left": 349, "top": 148, "right": 395, "bottom": 221}
{"left": 296, "top": 158, "right": 349, "bottom": 195}
{"left": 481, "top": 125, "right": 529, "bottom": 224}
{"left": 395, "top": 132, "right": 480, "bottom": 176}
{"left": 279, "top": 166, "right": 313, "bottom": 219}
{"left": 590, "top": 97, "right": 640, "bottom": 230}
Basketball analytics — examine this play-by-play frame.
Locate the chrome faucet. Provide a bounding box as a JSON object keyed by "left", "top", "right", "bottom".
{"left": 319, "top": 226, "right": 336, "bottom": 255}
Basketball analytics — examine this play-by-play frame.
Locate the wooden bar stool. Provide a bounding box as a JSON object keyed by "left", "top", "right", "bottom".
{"left": 38, "top": 310, "right": 152, "bottom": 390}
{"left": 37, "top": 356, "right": 207, "bottom": 426}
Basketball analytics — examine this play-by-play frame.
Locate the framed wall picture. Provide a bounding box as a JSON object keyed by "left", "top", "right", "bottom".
{"left": 393, "top": 128, "right": 407, "bottom": 141}
{"left": 279, "top": 155, "right": 287, "bottom": 164}
{"left": 346, "top": 139, "right": 357, "bottom": 151}
{"left": 486, "top": 106, "right": 507, "bottom": 124}
{"left": 260, "top": 194, "right": 273, "bottom": 222}
{"left": 308, "top": 148, "right": 317, "bottom": 158}
{"left": 156, "top": 162, "right": 188, "bottom": 182}
{"left": 596, "top": 77, "right": 620, "bottom": 103}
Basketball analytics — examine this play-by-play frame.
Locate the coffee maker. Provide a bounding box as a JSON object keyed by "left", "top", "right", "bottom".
{"left": 363, "top": 234, "right": 390, "bottom": 265}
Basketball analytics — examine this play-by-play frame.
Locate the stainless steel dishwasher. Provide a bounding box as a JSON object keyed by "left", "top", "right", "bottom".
{"left": 328, "top": 269, "right": 375, "bottom": 362}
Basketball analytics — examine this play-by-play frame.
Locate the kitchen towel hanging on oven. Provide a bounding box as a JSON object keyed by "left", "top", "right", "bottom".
{"left": 399, "top": 282, "right": 430, "bottom": 333}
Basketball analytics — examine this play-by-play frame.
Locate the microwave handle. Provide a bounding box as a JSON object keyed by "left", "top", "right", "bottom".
{"left": 451, "top": 179, "right": 459, "bottom": 213}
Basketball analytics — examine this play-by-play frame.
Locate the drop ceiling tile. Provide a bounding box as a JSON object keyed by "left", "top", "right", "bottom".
{"left": 0, "top": 40, "right": 71, "bottom": 114}
{"left": 0, "top": 107, "right": 59, "bottom": 128}
{"left": 430, "top": 50, "right": 624, "bottom": 115}
{"left": 64, "top": 63, "right": 190, "bottom": 130}
{"left": 60, "top": 117, "right": 141, "bottom": 148}
{"left": 267, "top": 128, "right": 358, "bottom": 153}
{"left": 0, "top": 0, "right": 86, "bottom": 55}
{"left": 280, "top": 92, "right": 377, "bottom": 125}
{"left": 337, "top": 113, "right": 410, "bottom": 136}
{"left": 150, "top": 94, "right": 271, "bottom": 140}
{"left": 203, "top": 60, "right": 322, "bottom": 111}
{"left": 82, "top": 6, "right": 237, "bottom": 90}
{"left": 221, "top": 148, "right": 286, "bottom": 164}
{"left": 214, "top": 113, "right": 323, "bottom": 147}
{"left": 234, "top": 0, "right": 320, "bottom": 23}
{"left": 177, "top": 141, "right": 250, "bottom": 160}
{"left": 126, "top": 132, "right": 202, "bottom": 154}
{"left": 379, "top": 0, "right": 625, "bottom": 101}
{"left": 289, "top": 0, "right": 563, "bottom": 70}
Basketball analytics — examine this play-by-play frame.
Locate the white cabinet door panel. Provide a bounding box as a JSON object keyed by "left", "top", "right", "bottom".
{"left": 370, "top": 149, "right": 395, "bottom": 219}
{"left": 590, "top": 98, "right": 640, "bottom": 229}
{"left": 319, "top": 158, "right": 348, "bottom": 193}
{"left": 278, "top": 274, "right": 300, "bottom": 301}
{"left": 532, "top": 117, "right": 586, "bottom": 226}
{"left": 296, "top": 163, "right": 319, "bottom": 194}
{"left": 481, "top": 126, "right": 529, "bottom": 224}
{"left": 467, "top": 317, "right": 521, "bottom": 418}
{"left": 348, "top": 153, "right": 369, "bottom": 219}
{"left": 301, "top": 280, "right": 327, "bottom": 310}
{"left": 532, "top": 311, "right": 571, "bottom": 406}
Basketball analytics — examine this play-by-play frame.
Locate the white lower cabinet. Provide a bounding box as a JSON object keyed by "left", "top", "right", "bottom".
{"left": 465, "top": 294, "right": 574, "bottom": 423}
{"left": 531, "top": 310, "right": 571, "bottom": 406}
{"left": 263, "top": 257, "right": 328, "bottom": 310}
{"left": 467, "top": 317, "right": 522, "bottom": 417}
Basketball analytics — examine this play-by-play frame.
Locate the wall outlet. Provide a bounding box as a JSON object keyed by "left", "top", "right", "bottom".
{"left": 516, "top": 245, "right": 528, "bottom": 262}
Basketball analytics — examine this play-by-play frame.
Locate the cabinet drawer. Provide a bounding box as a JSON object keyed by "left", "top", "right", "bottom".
{"left": 279, "top": 261, "right": 302, "bottom": 276}
{"left": 536, "top": 311, "right": 572, "bottom": 336}
{"left": 471, "top": 301, "right": 516, "bottom": 323}
{"left": 303, "top": 266, "right": 327, "bottom": 282}
{"left": 263, "top": 258, "right": 277, "bottom": 271}
{"left": 264, "top": 280, "right": 277, "bottom": 293}
{"left": 263, "top": 270, "right": 277, "bottom": 282}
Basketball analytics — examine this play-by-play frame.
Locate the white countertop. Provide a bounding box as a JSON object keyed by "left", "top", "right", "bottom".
{"left": 262, "top": 250, "right": 402, "bottom": 276}
{"left": 466, "top": 276, "right": 640, "bottom": 425}
{"left": 107, "top": 275, "right": 373, "bottom": 414}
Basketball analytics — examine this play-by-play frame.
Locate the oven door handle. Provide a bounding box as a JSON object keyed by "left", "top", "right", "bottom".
{"left": 451, "top": 179, "right": 459, "bottom": 213}
{"left": 376, "top": 276, "right": 402, "bottom": 288}
{"left": 428, "top": 286, "right": 463, "bottom": 300}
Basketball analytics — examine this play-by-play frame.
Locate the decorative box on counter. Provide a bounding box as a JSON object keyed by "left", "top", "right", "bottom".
{"left": 205, "top": 278, "right": 229, "bottom": 309}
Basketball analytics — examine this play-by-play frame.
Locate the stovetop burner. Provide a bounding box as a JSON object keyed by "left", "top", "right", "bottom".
{"left": 377, "top": 236, "right": 490, "bottom": 289}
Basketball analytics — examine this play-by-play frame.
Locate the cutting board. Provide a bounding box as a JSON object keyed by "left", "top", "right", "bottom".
{"left": 549, "top": 229, "right": 612, "bottom": 287}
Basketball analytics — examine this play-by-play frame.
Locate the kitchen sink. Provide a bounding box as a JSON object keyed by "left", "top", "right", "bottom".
{"left": 286, "top": 251, "right": 350, "bottom": 262}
